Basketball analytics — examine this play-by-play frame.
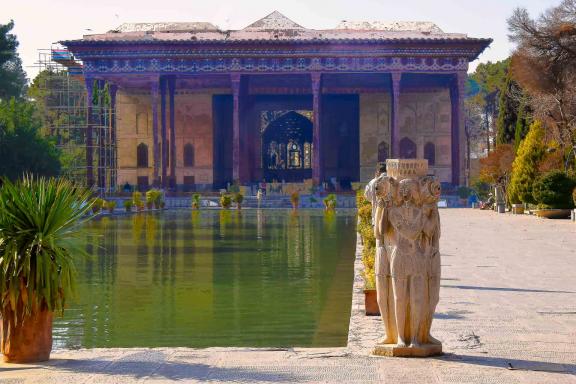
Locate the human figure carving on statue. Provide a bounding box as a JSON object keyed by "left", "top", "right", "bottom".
{"left": 370, "top": 159, "right": 443, "bottom": 357}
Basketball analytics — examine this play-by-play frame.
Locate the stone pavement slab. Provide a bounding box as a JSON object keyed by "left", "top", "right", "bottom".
{"left": 1, "top": 209, "right": 575, "bottom": 383}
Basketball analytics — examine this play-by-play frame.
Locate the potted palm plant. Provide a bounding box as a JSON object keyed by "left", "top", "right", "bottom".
{"left": 106, "top": 200, "right": 116, "bottom": 214}
{"left": 220, "top": 194, "right": 232, "bottom": 209}
{"left": 0, "top": 176, "right": 92, "bottom": 363}
{"left": 290, "top": 192, "right": 300, "bottom": 210}
{"left": 124, "top": 199, "right": 133, "bottom": 212}
{"left": 192, "top": 193, "right": 201, "bottom": 209}
{"left": 233, "top": 192, "right": 244, "bottom": 210}
{"left": 323, "top": 193, "right": 337, "bottom": 211}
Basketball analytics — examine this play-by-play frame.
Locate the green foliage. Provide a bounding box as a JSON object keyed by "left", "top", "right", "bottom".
{"left": 123, "top": 200, "right": 133, "bottom": 211}
{"left": 290, "top": 192, "right": 300, "bottom": 208}
{"left": 233, "top": 192, "right": 244, "bottom": 204}
{"left": 458, "top": 186, "right": 472, "bottom": 199}
{"left": 192, "top": 193, "right": 201, "bottom": 209}
{"left": 0, "top": 98, "right": 61, "bottom": 180}
{"left": 0, "top": 20, "right": 27, "bottom": 100}
{"left": 106, "top": 200, "right": 116, "bottom": 211}
{"left": 220, "top": 194, "right": 232, "bottom": 209}
{"left": 91, "top": 198, "right": 104, "bottom": 213}
{"left": 532, "top": 170, "right": 576, "bottom": 209}
{"left": 0, "top": 176, "right": 92, "bottom": 323}
{"left": 323, "top": 193, "right": 337, "bottom": 210}
{"left": 514, "top": 97, "right": 531, "bottom": 151}
{"left": 132, "top": 191, "right": 142, "bottom": 204}
{"left": 356, "top": 193, "right": 375, "bottom": 289}
{"left": 496, "top": 70, "right": 522, "bottom": 145}
{"left": 146, "top": 189, "right": 162, "bottom": 208}
{"left": 508, "top": 121, "right": 546, "bottom": 204}
{"left": 573, "top": 187, "right": 576, "bottom": 207}
{"left": 471, "top": 179, "right": 491, "bottom": 200}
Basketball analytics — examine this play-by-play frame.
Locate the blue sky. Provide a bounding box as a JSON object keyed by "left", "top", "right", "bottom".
{"left": 4, "top": 0, "right": 560, "bottom": 80}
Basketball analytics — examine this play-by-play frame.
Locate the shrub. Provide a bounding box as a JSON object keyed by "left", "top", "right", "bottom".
{"left": 458, "top": 186, "right": 472, "bottom": 199}
{"left": 123, "top": 200, "right": 133, "bottom": 212}
{"left": 132, "top": 191, "right": 142, "bottom": 205}
{"left": 290, "top": 192, "right": 299, "bottom": 209}
{"left": 220, "top": 194, "right": 232, "bottom": 209}
{"left": 323, "top": 193, "right": 337, "bottom": 210}
{"left": 508, "top": 121, "right": 546, "bottom": 204}
{"left": 91, "top": 198, "right": 104, "bottom": 213}
{"left": 532, "top": 170, "right": 576, "bottom": 209}
{"left": 146, "top": 189, "right": 162, "bottom": 209}
{"left": 106, "top": 200, "right": 117, "bottom": 212}
{"left": 192, "top": 193, "right": 201, "bottom": 209}
{"left": 357, "top": 194, "right": 376, "bottom": 289}
{"left": 573, "top": 187, "right": 576, "bottom": 207}
{"left": 471, "top": 179, "right": 490, "bottom": 201}
{"left": 233, "top": 192, "right": 244, "bottom": 204}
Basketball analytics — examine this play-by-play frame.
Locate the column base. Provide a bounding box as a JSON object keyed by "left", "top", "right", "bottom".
{"left": 372, "top": 343, "right": 443, "bottom": 358}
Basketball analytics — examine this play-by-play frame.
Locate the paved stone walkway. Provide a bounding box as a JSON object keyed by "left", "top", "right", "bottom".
{"left": 1, "top": 209, "right": 575, "bottom": 383}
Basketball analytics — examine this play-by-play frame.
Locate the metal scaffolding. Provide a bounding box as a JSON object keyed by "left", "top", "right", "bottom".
{"left": 32, "top": 47, "right": 117, "bottom": 195}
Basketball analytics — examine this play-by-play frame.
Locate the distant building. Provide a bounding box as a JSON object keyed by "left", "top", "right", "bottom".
{"left": 62, "top": 11, "right": 491, "bottom": 191}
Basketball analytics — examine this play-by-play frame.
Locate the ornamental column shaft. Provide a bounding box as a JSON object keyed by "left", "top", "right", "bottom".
{"left": 160, "top": 77, "right": 168, "bottom": 188}
{"left": 97, "top": 80, "right": 106, "bottom": 192}
{"left": 109, "top": 84, "right": 118, "bottom": 191}
{"left": 231, "top": 74, "right": 244, "bottom": 183}
{"left": 168, "top": 77, "right": 176, "bottom": 188}
{"left": 391, "top": 73, "right": 402, "bottom": 158}
{"left": 85, "top": 79, "right": 94, "bottom": 187}
{"left": 450, "top": 72, "right": 466, "bottom": 185}
{"left": 151, "top": 79, "right": 160, "bottom": 187}
{"left": 311, "top": 73, "right": 323, "bottom": 185}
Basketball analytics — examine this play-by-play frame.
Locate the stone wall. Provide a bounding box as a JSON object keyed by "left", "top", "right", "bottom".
{"left": 359, "top": 89, "right": 452, "bottom": 183}
{"left": 116, "top": 90, "right": 214, "bottom": 189}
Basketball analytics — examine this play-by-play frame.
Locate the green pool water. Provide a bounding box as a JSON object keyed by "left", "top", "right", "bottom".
{"left": 52, "top": 209, "right": 357, "bottom": 349}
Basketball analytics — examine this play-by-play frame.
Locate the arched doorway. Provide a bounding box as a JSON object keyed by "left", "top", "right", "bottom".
{"left": 399, "top": 137, "right": 417, "bottom": 159}
{"left": 262, "top": 111, "right": 313, "bottom": 182}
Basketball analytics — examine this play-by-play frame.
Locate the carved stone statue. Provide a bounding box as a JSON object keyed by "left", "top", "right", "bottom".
{"left": 371, "top": 159, "right": 442, "bottom": 357}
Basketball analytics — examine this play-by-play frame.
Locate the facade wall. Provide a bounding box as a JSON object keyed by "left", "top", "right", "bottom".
{"left": 359, "top": 89, "right": 452, "bottom": 183}
{"left": 398, "top": 89, "right": 452, "bottom": 183}
{"left": 359, "top": 93, "right": 391, "bottom": 182}
{"left": 116, "top": 90, "right": 214, "bottom": 189}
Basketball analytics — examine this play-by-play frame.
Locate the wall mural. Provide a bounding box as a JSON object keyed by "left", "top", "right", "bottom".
{"left": 261, "top": 110, "right": 313, "bottom": 171}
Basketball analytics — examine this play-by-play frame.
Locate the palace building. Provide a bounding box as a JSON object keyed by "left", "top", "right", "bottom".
{"left": 61, "top": 11, "right": 491, "bottom": 191}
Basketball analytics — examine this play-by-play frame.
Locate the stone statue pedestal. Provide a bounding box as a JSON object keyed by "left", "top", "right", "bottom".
{"left": 373, "top": 343, "right": 442, "bottom": 358}
{"left": 368, "top": 159, "right": 444, "bottom": 358}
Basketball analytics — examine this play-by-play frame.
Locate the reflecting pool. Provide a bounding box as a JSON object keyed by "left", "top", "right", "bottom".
{"left": 53, "top": 209, "right": 357, "bottom": 348}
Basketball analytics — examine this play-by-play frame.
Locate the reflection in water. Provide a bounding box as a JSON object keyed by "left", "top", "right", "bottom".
{"left": 53, "top": 210, "right": 356, "bottom": 349}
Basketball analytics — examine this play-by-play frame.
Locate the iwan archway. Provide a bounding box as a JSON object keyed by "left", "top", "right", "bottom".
{"left": 262, "top": 111, "right": 313, "bottom": 182}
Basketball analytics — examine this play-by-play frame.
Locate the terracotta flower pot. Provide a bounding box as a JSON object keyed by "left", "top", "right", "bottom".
{"left": 1, "top": 308, "right": 53, "bottom": 363}
{"left": 364, "top": 289, "right": 380, "bottom": 316}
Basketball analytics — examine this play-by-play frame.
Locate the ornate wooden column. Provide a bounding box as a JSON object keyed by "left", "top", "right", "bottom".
{"left": 160, "top": 77, "right": 168, "bottom": 188}
{"left": 85, "top": 78, "right": 94, "bottom": 187}
{"left": 311, "top": 73, "right": 323, "bottom": 185}
{"left": 97, "top": 80, "right": 106, "bottom": 192}
{"left": 151, "top": 79, "right": 160, "bottom": 187}
{"left": 168, "top": 76, "right": 176, "bottom": 188}
{"left": 391, "top": 72, "right": 402, "bottom": 158}
{"left": 109, "top": 84, "right": 118, "bottom": 191}
{"left": 231, "top": 73, "right": 243, "bottom": 183}
{"left": 450, "top": 72, "right": 466, "bottom": 185}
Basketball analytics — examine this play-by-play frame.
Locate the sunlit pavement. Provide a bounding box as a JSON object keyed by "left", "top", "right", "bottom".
{"left": 1, "top": 209, "right": 575, "bottom": 383}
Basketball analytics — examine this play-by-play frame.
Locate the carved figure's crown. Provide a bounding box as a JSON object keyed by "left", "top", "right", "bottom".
{"left": 386, "top": 159, "right": 428, "bottom": 180}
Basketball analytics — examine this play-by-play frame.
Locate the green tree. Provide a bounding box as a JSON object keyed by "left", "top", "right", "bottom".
{"left": 467, "top": 59, "right": 510, "bottom": 152}
{"left": 496, "top": 71, "right": 519, "bottom": 145}
{"left": 0, "top": 98, "right": 61, "bottom": 180}
{"left": 0, "top": 21, "right": 27, "bottom": 100}
{"left": 514, "top": 97, "right": 531, "bottom": 151}
{"left": 507, "top": 121, "right": 546, "bottom": 204}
